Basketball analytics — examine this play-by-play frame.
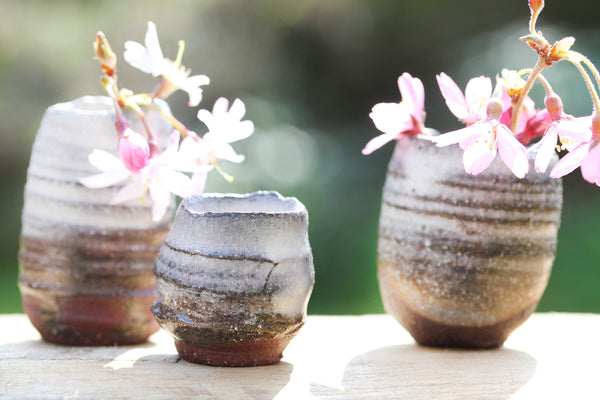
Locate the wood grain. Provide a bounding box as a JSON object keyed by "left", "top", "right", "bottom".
{"left": 1, "top": 313, "right": 599, "bottom": 399}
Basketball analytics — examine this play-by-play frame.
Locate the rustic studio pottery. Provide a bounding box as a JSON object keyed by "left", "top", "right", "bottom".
{"left": 19, "top": 96, "right": 174, "bottom": 345}
{"left": 152, "top": 191, "right": 315, "bottom": 367}
{"left": 377, "top": 136, "right": 563, "bottom": 348}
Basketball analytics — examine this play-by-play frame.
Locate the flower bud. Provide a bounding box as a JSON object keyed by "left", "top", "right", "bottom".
{"left": 529, "top": 0, "right": 544, "bottom": 14}
{"left": 549, "top": 37, "right": 575, "bottom": 62}
{"left": 118, "top": 128, "right": 150, "bottom": 173}
{"left": 486, "top": 98, "right": 504, "bottom": 121}
{"left": 500, "top": 69, "right": 526, "bottom": 98}
{"left": 592, "top": 113, "right": 600, "bottom": 142}
{"left": 544, "top": 92, "right": 565, "bottom": 121}
{"left": 528, "top": 0, "right": 544, "bottom": 34}
{"left": 519, "top": 33, "right": 550, "bottom": 55}
{"left": 94, "top": 32, "right": 117, "bottom": 76}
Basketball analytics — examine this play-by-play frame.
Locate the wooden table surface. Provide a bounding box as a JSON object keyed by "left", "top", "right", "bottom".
{"left": 1, "top": 313, "right": 599, "bottom": 399}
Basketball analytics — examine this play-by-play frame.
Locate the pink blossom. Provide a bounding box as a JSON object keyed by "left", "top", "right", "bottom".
{"left": 431, "top": 100, "right": 529, "bottom": 178}
{"left": 534, "top": 119, "right": 582, "bottom": 173}
{"left": 79, "top": 131, "right": 212, "bottom": 221}
{"left": 534, "top": 93, "right": 591, "bottom": 173}
{"left": 550, "top": 115, "right": 600, "bottom": 185}
{"left": 118, "top": 128, "right": 150, "bottom": 173}
{"left": 362, "top": 72, "right": 425, "bottom": 155}
{"left": 124, "top": 22, "right": 210, "bottom": 106}
{"left": 499, "top": 92, "right": 551, "bottom": 144}
{"left": 550, "top": 141, "right": 600, "bottom": 185}
{"left": 436, "top": 73, "right": 492, "bottom": 125}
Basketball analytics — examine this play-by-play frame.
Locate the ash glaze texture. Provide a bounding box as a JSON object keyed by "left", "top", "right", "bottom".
{"left": 152, "top": 191, "right": 314, "bottom": 367}
{"left": 378, "top": 136, "right": 563, "bottom": 348}
{"left": 19, "top": 96, "right": 174, "bottom": 345}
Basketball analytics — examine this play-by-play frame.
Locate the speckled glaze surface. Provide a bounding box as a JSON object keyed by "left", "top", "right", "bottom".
{"left": 19, "top": 96, "right": 174, "bottom": 346}
{"left": 152, "top": 191, "right": 314, "bottom": 366}
{"left": 378, "top": 136, "right": 563, "bottom": 348}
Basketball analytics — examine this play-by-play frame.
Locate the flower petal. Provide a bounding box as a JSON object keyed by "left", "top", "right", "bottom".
{"left": 557, "top": 118, "right": 592, "bottom": 147}
{"left": 580, "top": 143, "right": 600, "bottom": 185}
{"left": 534, "top": 125, "right": 558, "bottom": 173}
{"left": 160, "top": 169, "right": 192, "bottom": 198}
{"left": 197, "top": 109, "right": 214, "bottom": 128}
{"left": 436, "top": 73, "right": 468, "bottom": 121}
{"left": 190, "top": 171, "right": 208, "bottom": 195}
{"left": 429, "top": 125, "right": 479, "bottom": 147}
{"left": 144, "top": 21, "right": 165, "bottom": 76}
{"left": 369, "top": 102, "right": 412, "bottom": 135}
{"left": 228, "top": 98, "right": 246, "bottom": 120}
{"left": 464, "top": 76, "right": 492, "bottom": 123}
{"left": 398, "top": 72, "right": 425, "bottom": 119}
{"left": 550, "top": 142, "right": 591, "bottom": 178}
{"left": 362, "top": 132, "right": 398, "bottom": 155}
{"left": 110, "top": 180, "right": 145, "bottom": 204}
{"left": 149, "top": 184, "right": 172, "bottom": 221}
{"left": 79, "top": 169, "right": 130, "bottom": 189}
{"left": 212, "top": 97, "right": 230, "bottom": 117}
{"left": 228, "top": 120, "right": 255, "bottom": 142}
{"left": 214, "top": 143, "right": 245, "bottom": 163}
{"left": 119, "top": 129, "right": 150, "bottom": 173}
{"left": 462, "top": 132, "right": 497, "bottom": 175}
{"left": 123, "top": 41, "right": 155, "bottom": 74}
{"left": 88, "top": 149, "right": 123, "bottom": 172}
{"left": 497, "top": 126, "right": 529, "bottom": 178}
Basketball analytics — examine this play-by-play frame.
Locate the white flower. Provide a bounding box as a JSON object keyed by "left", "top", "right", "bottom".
{"left": 196, "top": 97, "right": 255, "bottom": 163}
{"left": 124, "top": 21, "right": 210, "bottom": 106}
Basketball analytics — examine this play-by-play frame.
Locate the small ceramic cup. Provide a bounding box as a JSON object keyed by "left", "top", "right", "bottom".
{"left": 152, "top": 191, "right": 314, "bottom": 367}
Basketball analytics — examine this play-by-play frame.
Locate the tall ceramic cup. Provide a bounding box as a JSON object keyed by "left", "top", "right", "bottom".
{"left": 378, "top": 136, "right": 563, "bottom": 348}
{"left": 19, "top": 96, "right": 174, "bottom": 345}
{"left": 152, "top": 191, "right": 315, "bottom": 366}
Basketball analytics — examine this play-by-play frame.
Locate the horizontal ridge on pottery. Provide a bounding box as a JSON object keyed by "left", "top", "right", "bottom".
{"left": 19, "top": 96, "right": 174, "bottom": 346}
{"left": 153, "top": 191, "right": 314, "bottom": 366}
{"left": 378, "top": 137, "right": 563, "bottom": 348}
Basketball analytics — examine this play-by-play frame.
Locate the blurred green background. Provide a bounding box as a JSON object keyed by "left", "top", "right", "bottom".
{"left": 2, "top": 0, "right": 600, "bottom": 315}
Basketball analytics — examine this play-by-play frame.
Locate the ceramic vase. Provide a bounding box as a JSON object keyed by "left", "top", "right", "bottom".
{"left": 19, "top": 96, "right": 174, "bottom": 346}
{"left": 377, "top": 136, "right": 563, "bottom": 348}
{"left": 152, "top": 191, "right": 314, "bottom": 367}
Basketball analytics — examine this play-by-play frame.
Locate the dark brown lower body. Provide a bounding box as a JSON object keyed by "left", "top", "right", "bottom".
{"left": 379, "top": 277, "right": 539, "bottom": 349}
{"left": 21, "top": 289, "right": 159, "bottom": 346}
{"left": 175, "top": 338, "right": 287, "bottom": 367}
{"left": 153, "top": 302, "right": 302, "bottom": 367}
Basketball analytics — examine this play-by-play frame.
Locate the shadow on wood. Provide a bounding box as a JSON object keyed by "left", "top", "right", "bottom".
{"left": 310, "top": 344, "right": 537, "bottom": 399}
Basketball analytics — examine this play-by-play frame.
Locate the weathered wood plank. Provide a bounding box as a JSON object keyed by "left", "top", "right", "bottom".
{"left": 1, "top": 313, "right": 599, "bottom": 399}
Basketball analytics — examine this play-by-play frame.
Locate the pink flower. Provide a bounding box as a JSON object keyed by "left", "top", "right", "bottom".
{"left": 534, "top": 93, "right": 591, "bottom": 173}
{"left": 515, "top": 108, "right": 552, "bottom": 145}
{"left": 436, "top": 73, "right": 492, "bottom": 125}
{"left": 550, "top": 114, "right": 600, "bottom": 185}
{"left": 118, "top": 128, "right": 150, "bottom": 173}
{"left": 550, "top": 140, "right": 600, "bottom": 184}
{"left": 79, "top": 131, "right": 212, "bottom": 221}
{"left": 431, "top": 99, "right": 529, "bottom": 178}
{"left": 499, "top": 92, "right": 550, "bottom": 144}
{"left": 124, "top": 22, "right": 210, "bottom": 106}
{"left": 362, "top": 72, "right": 425, "bottom": 155}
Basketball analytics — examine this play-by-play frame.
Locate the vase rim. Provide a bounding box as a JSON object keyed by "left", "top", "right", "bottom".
{"left": 181, "top": 191, "right": 306, "bottom": 217}
{"left": 50, "top": 96, "right": 114, "bottom": 115}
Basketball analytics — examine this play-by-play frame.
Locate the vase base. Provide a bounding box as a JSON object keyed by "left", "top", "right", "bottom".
{"left": 381, "top": 284, "right": 539, "bottom": 349}
{"left": 37, "top": 329, "right": 155, "bottom": 346}
{"left": 21, "top": 292, "right": 159, "bottom": 346}
{"left": 174, "top": 339, "right": 284, "bottom": 367}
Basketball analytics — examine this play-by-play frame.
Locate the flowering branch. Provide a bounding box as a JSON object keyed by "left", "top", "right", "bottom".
{"left": 79, "top": 22, "right": 254, "bottom": 221}
{"left": 362, "top": 0, "right": 600, "bottom": 188}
